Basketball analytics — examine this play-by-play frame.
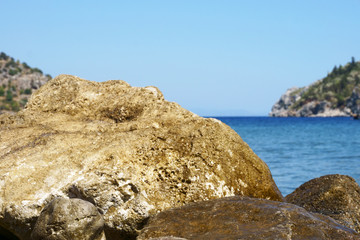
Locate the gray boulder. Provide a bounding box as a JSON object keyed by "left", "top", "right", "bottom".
{"left": 31, "top": 198, "right": 105, "bottom": 240}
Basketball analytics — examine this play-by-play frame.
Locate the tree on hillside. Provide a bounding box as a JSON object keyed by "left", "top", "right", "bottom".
{"left": 6, "top": 90, "right": 13, "bottom": 102}
{"left": 338, "top": 65, "right": 344, "bottom": 75}
{"left": 339, "top": 76, "right": 347, "bottom": 91}
{"left": 0, "top": 52, "right": 8, "bottom": 60}
{"left": 24, "top": 88, "right": 32, "bottom": 95}
{"left": 23, "top": 62, "right": 30, "bottom": 69}
{"left": 331, "top": 65, "right": 338, "bottom": 76}
{"left": 31, "top": 68, "right": 43, "bottom": 74}
{"left": 5, "top": 59, "right": 16, "bottom": 68}
{"left": 355, "top": 75, "right": 360, "bottom": 85}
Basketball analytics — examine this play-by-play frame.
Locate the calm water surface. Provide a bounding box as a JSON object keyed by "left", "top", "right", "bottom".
{"left": 212, "top": 117, "right": 360, "bottom": 196}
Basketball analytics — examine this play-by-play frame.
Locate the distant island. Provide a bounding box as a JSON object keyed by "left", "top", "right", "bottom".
{"left": 270, "top": 57, "right": 360, "bottom": 117}
{"left": 0, "top": 52, "right": 51, "bottom": 113}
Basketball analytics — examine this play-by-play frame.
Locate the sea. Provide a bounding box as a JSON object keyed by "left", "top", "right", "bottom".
{"left": 211, "top": 116, "right": 360, "bottom": 196}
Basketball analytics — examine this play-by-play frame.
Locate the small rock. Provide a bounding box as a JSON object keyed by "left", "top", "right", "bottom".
{"left": 286, "top": 174, "right": 360, "bottom": 233}
{"left": 31, "top": 197, "right": 105, "bottom": 240}
{"left": 138, "top": 196, "right": 359, "bottom": 240}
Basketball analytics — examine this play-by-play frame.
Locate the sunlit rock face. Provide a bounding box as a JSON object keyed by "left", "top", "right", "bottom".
{"left": 0, "top": 74, "right": 282, "bottom": 239}
{"left": 286, "top": 174, "right": 360, "bottom": 234}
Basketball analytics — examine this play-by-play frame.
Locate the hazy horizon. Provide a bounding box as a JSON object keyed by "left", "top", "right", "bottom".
{"left": 2, "top": 0, "right": 360, "bottom": 116}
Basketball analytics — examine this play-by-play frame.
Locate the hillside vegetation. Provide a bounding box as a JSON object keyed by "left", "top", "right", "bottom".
{"left": 270, "top": 57, "right": 360, "bottom": 117}
{"left": 0, "top": 52, "right": 51, "bottom": 112}
{"left": 293, "top": 57, "right": 360, "bottom": 110}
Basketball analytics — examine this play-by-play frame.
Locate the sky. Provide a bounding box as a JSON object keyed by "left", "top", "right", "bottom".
{"left": 2, "top": 0, "right": 360, "bottom": 116}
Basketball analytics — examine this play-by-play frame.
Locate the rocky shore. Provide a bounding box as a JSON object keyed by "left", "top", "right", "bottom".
{"left": 0, "top": 75, "right": 359, "bottom": 239}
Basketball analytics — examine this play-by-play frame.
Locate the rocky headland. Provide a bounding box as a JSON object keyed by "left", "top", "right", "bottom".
{"left": 0, "top": 74, "right": 359, "bottom": 239}
{"left": 270, "top": 58, "right": 360, "bottom": 117}
{"left": 0, "top": 52, "right": 51, "bottom": 114}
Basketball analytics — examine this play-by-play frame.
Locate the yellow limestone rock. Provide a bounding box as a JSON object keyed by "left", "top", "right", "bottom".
{"left": 0, "top": 75, "right": 282, "bottom": 239}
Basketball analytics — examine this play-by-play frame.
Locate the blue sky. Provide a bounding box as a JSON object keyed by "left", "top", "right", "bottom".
{"left": 2, "top": 1, "right": 360, "bottom": 116}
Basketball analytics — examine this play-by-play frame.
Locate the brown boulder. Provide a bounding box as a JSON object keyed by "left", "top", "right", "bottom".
{"left": 0, "top": 75, "right": 282, "bottom": 239}
{"left": 286, "top": 174, "right": 360, "bottom": 233}
{"left": 138, "top": 196, "right": 360, "bottom": 240}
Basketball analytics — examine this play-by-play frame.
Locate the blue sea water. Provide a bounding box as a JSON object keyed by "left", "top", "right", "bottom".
{"left": 212, "top": 117, "right": 360, "bottom": 196}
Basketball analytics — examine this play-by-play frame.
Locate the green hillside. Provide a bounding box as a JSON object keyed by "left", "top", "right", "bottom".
{"left": 291, "top": 57, "right": 360, "bottom": 111}
{"left": 0, "top": 52, "right": 51, "bottom": 112}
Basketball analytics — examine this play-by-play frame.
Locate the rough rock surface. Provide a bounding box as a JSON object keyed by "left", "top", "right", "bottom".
{"left": 286, "top": 174, "right": 360, "bottom": 233}
{"left": 31, "top": 197, "right": 105, "bottom": 240}
{"left": 138, "top": 196, "right": 359, "bottom": 240}
{"left": 0, "top": 75, "right": 282, "bottom": 239}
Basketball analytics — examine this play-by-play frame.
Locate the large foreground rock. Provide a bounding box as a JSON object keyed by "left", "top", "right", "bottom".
{"left": 138, "top": 196, "right": 359, "bottom": 240}
{"left": 286, "top": 174, "right": 360, "bottom": 233}
{"left": 0, "top": 75, "right": 282, "bottom": 239}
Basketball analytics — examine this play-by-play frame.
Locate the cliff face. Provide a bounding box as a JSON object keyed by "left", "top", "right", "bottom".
{"left": 270, "top": 58, "right": 360, "bottom": 117}
{"left": 0, "top": 52, "right": 51, "bottom": 113}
